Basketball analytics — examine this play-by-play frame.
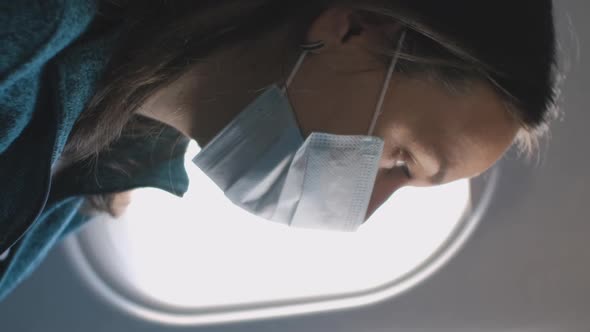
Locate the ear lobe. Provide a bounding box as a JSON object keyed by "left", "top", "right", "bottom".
{"left": 306, "top": 8, "right": 400, "bottom": 51}
{"left": 305, "top": 7, "right": 359, "bottom": 49}
{"left": 341, "top": 14, "right": 364, "bottom": 43}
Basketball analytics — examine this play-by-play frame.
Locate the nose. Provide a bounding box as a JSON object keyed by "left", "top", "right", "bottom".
{"left": 364, "top": 169, "right": 407, "bottom": 221}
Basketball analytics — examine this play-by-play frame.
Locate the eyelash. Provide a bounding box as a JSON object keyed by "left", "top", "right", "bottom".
{"left": 393, "top": 150, "right": 414, "bottom": 179}
{"left": 400, "top": 164, "right": 413, "bottom": 179}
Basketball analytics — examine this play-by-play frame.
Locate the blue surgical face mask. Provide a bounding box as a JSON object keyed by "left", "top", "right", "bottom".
{"left": 193, "top": 32, "right": 406, "bottom": 232}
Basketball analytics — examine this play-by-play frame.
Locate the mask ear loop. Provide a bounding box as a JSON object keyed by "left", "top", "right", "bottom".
{"left": 367, "top": 30, "right": 407, "bottom": 136}
{"left": 282, "top": 41, "right": 325, "bottom": 94}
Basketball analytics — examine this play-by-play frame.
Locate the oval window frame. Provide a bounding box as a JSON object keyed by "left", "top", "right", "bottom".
{"left": 63, "top": 162, "right": 500, "bottom": 326}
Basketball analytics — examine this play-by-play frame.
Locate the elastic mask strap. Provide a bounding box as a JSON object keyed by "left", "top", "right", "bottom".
{"left": 282, "top": 41, "right": 325, "bottom": 94}
{"left": 367, "top": 31, "right": 407, "bottom": 136}
{"left": 282, "top": 52, "right": 307, "bottom": 94}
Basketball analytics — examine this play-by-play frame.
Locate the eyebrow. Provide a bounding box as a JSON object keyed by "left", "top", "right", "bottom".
{"left": 428, "top": 156, "right": 449, "bottom": 185}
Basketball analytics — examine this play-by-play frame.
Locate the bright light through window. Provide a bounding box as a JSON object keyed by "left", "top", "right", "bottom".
{"left": 76, "top": 141, "right": 470, "bottom": 310}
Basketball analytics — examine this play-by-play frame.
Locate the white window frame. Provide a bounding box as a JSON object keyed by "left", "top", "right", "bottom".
{"left": 63, "top": 159, "right": 500, "bottom": 327}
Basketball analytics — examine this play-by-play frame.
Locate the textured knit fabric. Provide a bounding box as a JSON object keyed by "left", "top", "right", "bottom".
{"left": 0, "top": 0, "right": 190, "bottom": 301}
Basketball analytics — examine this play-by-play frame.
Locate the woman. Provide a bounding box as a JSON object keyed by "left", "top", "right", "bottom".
{"left": 0, "top": 0, "right": 557, "bottom": 300}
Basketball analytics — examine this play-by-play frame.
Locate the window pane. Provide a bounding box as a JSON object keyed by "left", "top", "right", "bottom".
{"left": 75, "top": 141, "right": 470, "bottom": 309}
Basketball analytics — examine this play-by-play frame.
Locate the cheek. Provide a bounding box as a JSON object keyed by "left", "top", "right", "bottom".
{"left": 366, "top": 169, "right": 406, "bottom": 219}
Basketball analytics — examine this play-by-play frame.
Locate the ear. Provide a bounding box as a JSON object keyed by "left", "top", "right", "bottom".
{"left": 306, "top": 7, "right": 401, "bottom": 52}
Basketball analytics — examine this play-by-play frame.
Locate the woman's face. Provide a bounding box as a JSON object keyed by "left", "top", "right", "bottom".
{"left": 146, "top": 7, "right": 522, "bottom": 221}
{"left": 286, "top": 8, "right": 521, "bottom": 219}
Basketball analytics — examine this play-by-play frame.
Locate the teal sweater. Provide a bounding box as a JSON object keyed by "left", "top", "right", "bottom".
{"left": 0, "top": 0, "right": 190, "bottom": 301}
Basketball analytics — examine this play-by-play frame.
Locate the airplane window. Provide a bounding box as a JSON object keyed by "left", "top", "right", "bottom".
{"left": 65, "top": 141, "right": 494, "bottom": 325}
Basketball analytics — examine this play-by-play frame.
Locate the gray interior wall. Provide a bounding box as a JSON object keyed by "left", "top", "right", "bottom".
{"left": 0, "top": 0, "right": 588, "bottom": 331}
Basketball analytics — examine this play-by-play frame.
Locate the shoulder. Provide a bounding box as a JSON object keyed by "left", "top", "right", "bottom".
{"left": 0, "top": 0, "right": 98, "bottom": 154}
{"left": 1, "top": 0, "right": 98, "bottom": 90}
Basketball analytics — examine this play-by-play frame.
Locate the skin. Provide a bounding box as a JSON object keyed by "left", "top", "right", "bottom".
{"left": 137, "top": 7, "right": 521, "bottom": 220}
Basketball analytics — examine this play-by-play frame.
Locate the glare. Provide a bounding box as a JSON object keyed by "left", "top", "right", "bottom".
{"left": 91, "top": 141, "right": 470, "bottom": 309}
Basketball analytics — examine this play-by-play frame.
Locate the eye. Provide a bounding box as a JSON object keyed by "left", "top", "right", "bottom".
{"left": 394, "top": 160, "right": 413, "bottom": 179}
{"left": 398, "top": 162, "right": 413, "bottom": 179}
{"left": 390, "top": 149, "right": 414, "bottom": 180}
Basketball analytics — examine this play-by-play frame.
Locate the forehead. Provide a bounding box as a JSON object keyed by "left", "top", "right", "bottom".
{"left": 385, "top": 77, "right": 519, "bottom": 135}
